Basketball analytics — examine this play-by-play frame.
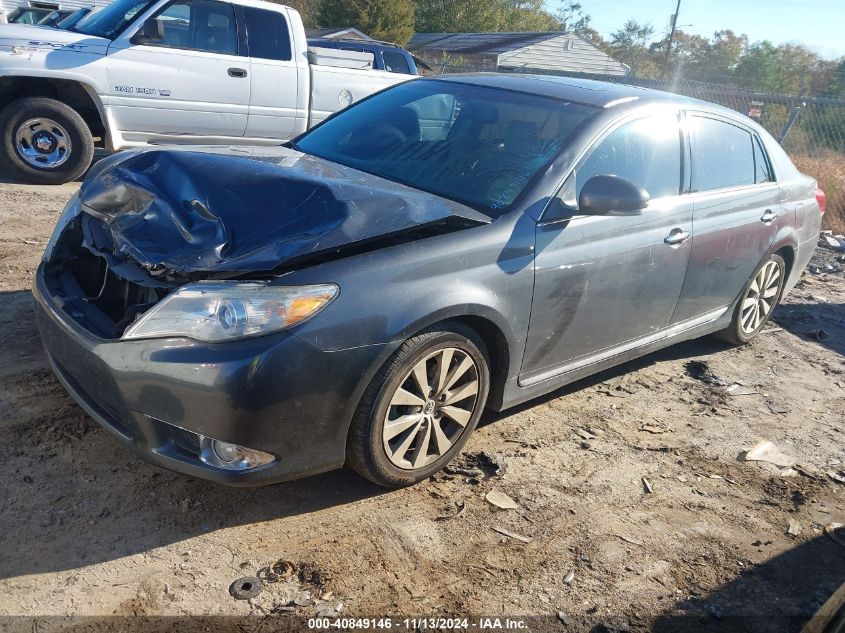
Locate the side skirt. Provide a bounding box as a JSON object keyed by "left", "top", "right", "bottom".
{"left": 495, "top": 306, "right": 732, "bottom": 412}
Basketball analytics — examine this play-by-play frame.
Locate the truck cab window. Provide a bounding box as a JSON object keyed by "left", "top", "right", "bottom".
{"left": 152, "top": 0, "right": 237, "bottom": 55}
{"left": 243, "top": 7, "right": 292, "bottom": 61}
{"left": 382, "top": 50, "right": 411, "bottom": 74}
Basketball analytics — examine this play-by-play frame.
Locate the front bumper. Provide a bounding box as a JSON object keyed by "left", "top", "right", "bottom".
{"left": 33, "top": 265, "right": 385, "bottom": 485}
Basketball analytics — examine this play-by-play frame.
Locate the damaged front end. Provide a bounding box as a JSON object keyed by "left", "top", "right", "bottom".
{"left": 40, "top": 147, "right": 490, "bottom": 340}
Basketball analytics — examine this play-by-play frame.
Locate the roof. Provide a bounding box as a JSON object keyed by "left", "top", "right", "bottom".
{"left": 305, "top": 27, "right": 373, "bottom": 41}
{"left": 409, "top": 32, "right": 569, "bottom": 55}
{"left": 409, "top": 31, "right": 628, "bottom": 76}
{"left": 428, "top": 74, "right": 701, "bottom": 109}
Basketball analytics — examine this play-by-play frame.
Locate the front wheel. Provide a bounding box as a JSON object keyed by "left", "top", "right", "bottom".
{"left": 346, "top": 321, "right": 490, "bottom": 488}
{"left": 716, "top": 253, "right": 786, "bottom": 345}
{"left": 0, "top": 97, "right": 94, "bottom": 185}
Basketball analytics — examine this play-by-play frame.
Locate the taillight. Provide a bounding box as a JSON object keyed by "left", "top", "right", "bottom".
{"left": 815, "top": 188, "right": 826, "bottom": 214}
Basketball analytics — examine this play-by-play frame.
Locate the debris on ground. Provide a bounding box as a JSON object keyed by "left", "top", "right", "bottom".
{"left": 563, "top": 570, "right": 575, "bottom": 584}
{"left": 825, "top": 523, "right": 845, "bottom": 548}
{"left": 827, "top": 470, "right": 845, "bottom": 484}
{"left": 767, "top": 402, "right": 790, "bottom": 414}
{"left": 492, "top": 527, "right": 533, "bottom": 543}
{"left": 557, "top": 612, "right": 575, "bottom": 626}
{"left": 810, "top": 328, "right": 831, "bottom": 342}
{"left": 639, "top": 422, "right": 668, "bottom": 434}
{"left": 436, "top": 500, "right": 467, "bottom": 521}
{"left": 726, "top": 383, "right": 758, "bottom": 396}
{"left": 641, "top": 476, "right": 654, "bottom": 494}
{"left": 742, "top": 440, "right": 797, "bottom": 467}
{"left": 685, "top": 360, "right": 728, "bottom": 386}
{"left": 615, "top": 534, "right": 644, "bottom": 546}
{"left": 229, "top": 577, "right": 263, "bottom": 600}
{"left": 258, "top": 560, "right": 297, "bottom": 583}
{"left": 787, "top": 520, "right": 802, "bottom": 537}
{"left": 485, "top": 490, "right": 519, "bottom": 510}
{"left": 461, "top": 451, "right": 506, "bottom": 478}
{"left": 575, "top": 428, "right": 597, "bottom": 441}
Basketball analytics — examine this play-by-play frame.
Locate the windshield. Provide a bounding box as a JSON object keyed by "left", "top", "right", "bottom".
{"left": 74, "top": 0, "right": 157, "bottom": 38}
{"left": 294, "top": 80, "right": 596, "bottom": 215}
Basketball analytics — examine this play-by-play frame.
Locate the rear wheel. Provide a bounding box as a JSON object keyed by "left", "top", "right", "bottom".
{"left": 716, "top": 253, "right": 786, "bottom": 345}
{"left": 346, "top": 321, "right": 490, "bottom": 488}
{"left": 0, "top": 97, "right": 94, "bottom": 185}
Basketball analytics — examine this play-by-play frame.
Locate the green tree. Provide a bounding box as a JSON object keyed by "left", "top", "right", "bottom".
{"left": 318, "top": 0, "right": 414, "bottom": 45}
{"left": 414, "top": 0, "right": 506, "bottom": 32}
{"left": 608, "top": 19, "right": 657, "bottom": 77}
{"left": 555, "top": 1, "right": 590, "bottom": 35}
{"left": 274, "top": 0, "right": 318, "bottom": 27}
{"left": 500, "top": 0, "right": 559, "bottom": 31}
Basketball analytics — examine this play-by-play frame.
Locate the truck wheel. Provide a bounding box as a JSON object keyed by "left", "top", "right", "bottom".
{"left": 0, "top": 97, "right": 94, "bottom": 185}
{"left": 346, "top": 321, "right": 490, "bottom": 488}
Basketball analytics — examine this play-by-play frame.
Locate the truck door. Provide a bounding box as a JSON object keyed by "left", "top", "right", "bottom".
{"left": 106, "top": 0, "right": 249, "bottom": 138}
{"left": 240, "top": 5, "right": 300, "bottom": 140}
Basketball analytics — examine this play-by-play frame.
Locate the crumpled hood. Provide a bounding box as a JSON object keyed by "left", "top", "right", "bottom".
{"left": 78, "top": 147, "right": 490, "bottom": 275}
{"left": 0, "top": 23, "right": 109, "bottom": 53}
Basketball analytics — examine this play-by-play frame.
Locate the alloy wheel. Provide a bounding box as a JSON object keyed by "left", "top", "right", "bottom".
{"left": 740, "top": 259, "right": 782, "bottom": 335}
{"left": 15, "top": 118, "right": 72, "bottom": 169}
{"left": 382, "top": 347, "right": 480, "bottom": 470}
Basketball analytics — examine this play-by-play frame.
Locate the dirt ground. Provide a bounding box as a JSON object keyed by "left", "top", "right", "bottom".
{"left": 0, "top": 173, "right": 843, "bottom": 633}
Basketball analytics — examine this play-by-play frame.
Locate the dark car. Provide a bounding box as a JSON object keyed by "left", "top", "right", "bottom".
{"left": 34, "top": 75, "right": 824, "bottom": 488}
{"left": 307, "top": 37, "right": 423, "bottom": 75}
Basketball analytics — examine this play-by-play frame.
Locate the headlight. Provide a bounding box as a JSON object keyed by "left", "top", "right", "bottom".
{"left": 122, "top": 282, "right": 338, "bottom": 342}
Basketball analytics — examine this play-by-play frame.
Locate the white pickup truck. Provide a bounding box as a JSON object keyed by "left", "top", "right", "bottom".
{"left": 0, "top": 0, "right": 414, "bottom": 183}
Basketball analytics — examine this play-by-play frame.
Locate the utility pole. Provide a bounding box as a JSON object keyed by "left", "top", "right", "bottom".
{"left": 663, "top": 0, "right": 682, "bottom": 80}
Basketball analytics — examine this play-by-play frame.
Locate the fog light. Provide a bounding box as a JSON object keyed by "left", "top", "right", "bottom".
{"left": 199, "top": 436, "right": 275, "bottom": 471}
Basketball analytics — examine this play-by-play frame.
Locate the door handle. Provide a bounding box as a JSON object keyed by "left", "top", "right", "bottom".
{"left": 760, "top": 209, "right": 778, "bottom": 223}
{"left": 664, "top": 229, "right": 690, "bottom": 246}
{"left": 228, "top": 67, "right": 248, "bottom": 78}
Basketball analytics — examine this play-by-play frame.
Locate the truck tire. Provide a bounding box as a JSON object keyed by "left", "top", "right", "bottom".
{"left": 0, "top": 97, "right": 94, "bottom": 185}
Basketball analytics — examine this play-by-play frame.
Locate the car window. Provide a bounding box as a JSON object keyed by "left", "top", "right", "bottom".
{"left": 243, "top": 6, "right": 292, "bottom": 61}
{"left": 576, "top": 114, "right": 682, "bottom": 200}
{"left": 753, "top": 135, "right": 773, "bottom": 184}
{"left": 153, "top": 0, "right": 236, "bottom": 55}
{"left": 692, "top": 116, "right": 755, "bottom": 191}
{"left": 382, "top": 50, "right": 411, "bottom": 74}
{"left": 294, "top": 80, "right": 597, "bottom": 215}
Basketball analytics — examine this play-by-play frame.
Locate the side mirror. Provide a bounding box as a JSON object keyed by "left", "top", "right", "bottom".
{"left": 130, "top": 18, "right": 163, "bottom": 44}
{"left": 578, "top": 175, "right": 649, "bottom": 216}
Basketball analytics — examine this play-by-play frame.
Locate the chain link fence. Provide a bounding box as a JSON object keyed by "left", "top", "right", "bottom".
{"left": 430, "top": 63, "right": 845, "bottom": 232}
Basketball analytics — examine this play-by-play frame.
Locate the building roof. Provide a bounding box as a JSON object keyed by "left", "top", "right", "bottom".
{"left": 408, "top": 31, "right": 628, "bottom": 75}
{"left": 410, "top": 32, "right": 573, "bottom": 55}
{"left": 305, "top": 27, "right": 373, "bottom": 41}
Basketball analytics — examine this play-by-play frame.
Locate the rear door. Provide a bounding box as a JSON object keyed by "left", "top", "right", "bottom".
{"left": 241, "top": 4, "right": 300, "bottom": 139}
{"left": 106, "top": 0, "right": 249, "bottom": 137}
{"left": 520, "top": 112, "right": 694, "bottom": 384}
{"left": 669, "top": 112, "right": 782, "bottom": 324}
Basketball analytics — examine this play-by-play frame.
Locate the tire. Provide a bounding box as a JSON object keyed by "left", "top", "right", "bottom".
{"left": 716, "top": 253, "right": 786, "bottom": 345}
{"left": 0, "top": 97, "right": 94, "bottom": 185}
{"left": 347, "top": 321, "right": 491, "bottom": 488}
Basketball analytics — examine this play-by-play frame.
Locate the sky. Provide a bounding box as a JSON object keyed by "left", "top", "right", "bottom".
{"left": 578, "top": 0, "right": 845, "bottom": 60}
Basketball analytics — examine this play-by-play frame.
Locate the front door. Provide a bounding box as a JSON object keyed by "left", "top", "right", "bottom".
{"left": 520, "top": 113, "right": 694, "bottom": 384}
{"left": 240, "top": 4, "right": 300, "bottom": 140}
{"left": 670, "top": 112, "right": 782, "bottom": 324}
{"left": 106, "top": 0, "right": 249, "bottom": 138}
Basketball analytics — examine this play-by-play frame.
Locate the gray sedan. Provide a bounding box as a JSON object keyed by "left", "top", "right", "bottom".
{"left": 35, "top": 75, "right": 824, "bottom": 487}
